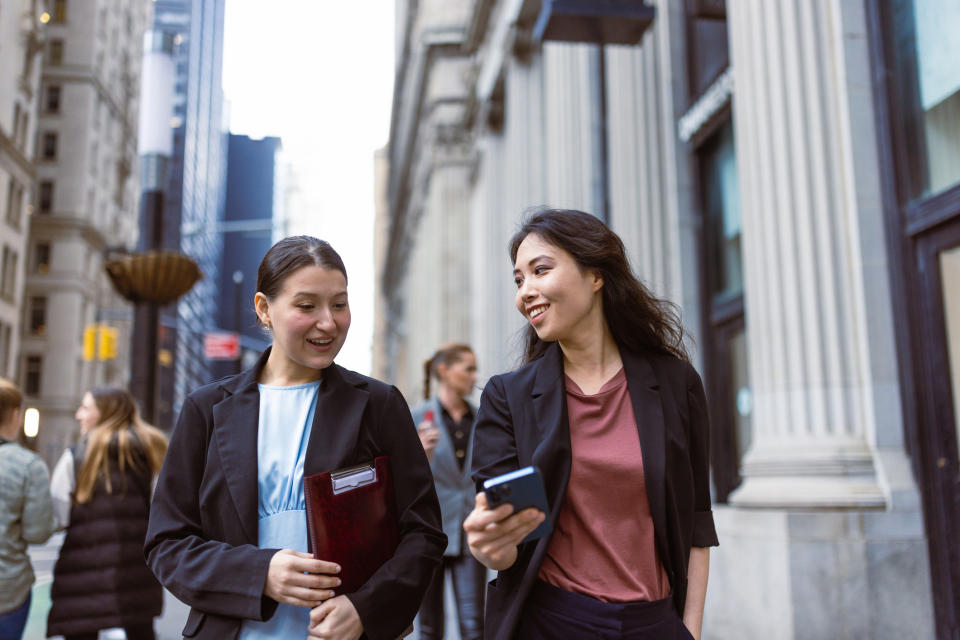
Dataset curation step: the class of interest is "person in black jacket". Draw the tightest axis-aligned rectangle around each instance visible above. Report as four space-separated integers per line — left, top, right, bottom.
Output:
47 387 168 640
145 236 445 640
463 209 719 640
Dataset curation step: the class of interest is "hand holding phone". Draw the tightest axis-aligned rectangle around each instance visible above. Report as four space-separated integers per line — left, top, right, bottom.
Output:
482 467 551 543
463 466 551 571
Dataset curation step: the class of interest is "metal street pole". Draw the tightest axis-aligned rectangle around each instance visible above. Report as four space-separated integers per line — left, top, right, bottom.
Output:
130 31 175 424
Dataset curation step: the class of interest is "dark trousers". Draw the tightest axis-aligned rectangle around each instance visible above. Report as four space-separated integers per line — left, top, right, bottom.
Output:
0 592 30 640
418 553 486 640
64 622 155 640
518 580 694 640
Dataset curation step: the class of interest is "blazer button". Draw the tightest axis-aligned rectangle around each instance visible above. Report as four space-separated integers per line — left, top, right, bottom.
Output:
456 450 465 458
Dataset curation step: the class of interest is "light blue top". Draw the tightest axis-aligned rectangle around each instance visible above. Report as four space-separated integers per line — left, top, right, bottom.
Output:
239 380 321 640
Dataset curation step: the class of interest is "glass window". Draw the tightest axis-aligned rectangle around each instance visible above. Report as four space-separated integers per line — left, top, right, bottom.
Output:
45 86 61 113
29 297 46 335
1 247 17 300
33 242 51 274
53 0 67 23
940 245 960 460
700 120 743 301
48 40 64 66
0 324 10 377
727 329 752 470
24 356 42 396
6 181 23 229
4 179 14 225
38 181 53 213
41 132 57 160
887 0 960 199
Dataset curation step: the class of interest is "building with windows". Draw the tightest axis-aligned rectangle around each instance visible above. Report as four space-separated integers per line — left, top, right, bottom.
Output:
24 0 152 465
207 133 281 380
149 0 227 427
381 0 959 636
0 1 47 387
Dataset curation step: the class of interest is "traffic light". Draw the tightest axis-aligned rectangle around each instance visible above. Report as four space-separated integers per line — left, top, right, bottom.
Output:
98 325 117 360
83 325 97 361
82 324 118 361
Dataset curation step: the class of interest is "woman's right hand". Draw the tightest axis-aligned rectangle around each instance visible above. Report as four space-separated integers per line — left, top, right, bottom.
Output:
264 549 341 608
417 421 439 461
463 492 545 571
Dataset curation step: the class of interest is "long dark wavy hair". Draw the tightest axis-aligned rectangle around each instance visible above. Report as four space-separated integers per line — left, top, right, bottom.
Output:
509 208 689 365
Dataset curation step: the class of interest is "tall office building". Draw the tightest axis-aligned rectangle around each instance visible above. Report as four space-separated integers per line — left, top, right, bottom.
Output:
0 1 46 388
152 0 227 426
208 133 281 380
24 0 153 465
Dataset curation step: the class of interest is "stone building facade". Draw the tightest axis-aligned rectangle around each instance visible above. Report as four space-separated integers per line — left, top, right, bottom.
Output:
381 0 959 636
0 0 47 385
23 0 152 465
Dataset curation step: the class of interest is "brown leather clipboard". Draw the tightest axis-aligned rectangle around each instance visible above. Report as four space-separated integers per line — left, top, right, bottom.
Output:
303 456 400 595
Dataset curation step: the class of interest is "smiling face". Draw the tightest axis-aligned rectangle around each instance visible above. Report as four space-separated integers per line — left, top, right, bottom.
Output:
513 233 604 344
75 392 101 435
255 265 351 380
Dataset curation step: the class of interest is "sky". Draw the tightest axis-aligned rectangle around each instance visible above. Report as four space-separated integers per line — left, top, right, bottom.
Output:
221 1 395 374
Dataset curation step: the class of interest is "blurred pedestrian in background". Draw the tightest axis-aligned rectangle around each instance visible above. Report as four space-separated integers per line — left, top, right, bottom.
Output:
464 209 718 640
413 343 485 640
47 388 168 640
145 235 444 640
0 379 54 640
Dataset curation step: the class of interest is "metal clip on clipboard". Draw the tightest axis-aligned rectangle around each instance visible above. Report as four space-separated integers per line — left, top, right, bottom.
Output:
331 463 378 494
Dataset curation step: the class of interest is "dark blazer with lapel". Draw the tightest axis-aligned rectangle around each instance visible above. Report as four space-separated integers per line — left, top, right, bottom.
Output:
411 398 477 557
144 348 446 640
471 343 719 640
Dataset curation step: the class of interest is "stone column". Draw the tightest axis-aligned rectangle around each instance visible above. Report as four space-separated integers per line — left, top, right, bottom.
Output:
726 0 884 507
543 42 607 216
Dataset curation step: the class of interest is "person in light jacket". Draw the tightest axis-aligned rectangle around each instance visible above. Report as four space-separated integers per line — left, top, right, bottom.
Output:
0 379 54 640
412 343 484 640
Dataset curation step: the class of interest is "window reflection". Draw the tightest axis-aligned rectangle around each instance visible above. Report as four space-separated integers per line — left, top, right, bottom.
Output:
889 0 960 199
939 246 960 460
728 329 752 471
700 120 743 301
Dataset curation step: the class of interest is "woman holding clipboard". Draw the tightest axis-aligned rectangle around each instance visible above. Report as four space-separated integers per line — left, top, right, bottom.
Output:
463 209 719 640
145 236 445 640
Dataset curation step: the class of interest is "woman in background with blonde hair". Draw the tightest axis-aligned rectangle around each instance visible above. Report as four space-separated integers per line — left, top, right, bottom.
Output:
47 388 168 640
412 343 485 640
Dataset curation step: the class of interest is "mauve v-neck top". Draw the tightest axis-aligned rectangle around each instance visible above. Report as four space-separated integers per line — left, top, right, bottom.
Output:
537 367 670 603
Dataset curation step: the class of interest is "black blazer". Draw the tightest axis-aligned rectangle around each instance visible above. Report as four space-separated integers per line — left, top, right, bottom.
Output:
471 343 719 640
144 348 446 640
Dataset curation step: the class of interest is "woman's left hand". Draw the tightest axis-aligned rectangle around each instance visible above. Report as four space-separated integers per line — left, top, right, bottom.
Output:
308 595 363 640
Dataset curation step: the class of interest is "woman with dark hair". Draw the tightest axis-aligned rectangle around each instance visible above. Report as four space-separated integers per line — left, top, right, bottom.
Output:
47 387 168 640
411 343 484 640
463 209 718 640
146 236 445 640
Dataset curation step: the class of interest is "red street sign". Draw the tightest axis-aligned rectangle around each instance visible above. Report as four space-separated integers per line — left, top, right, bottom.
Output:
204 332 240 360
